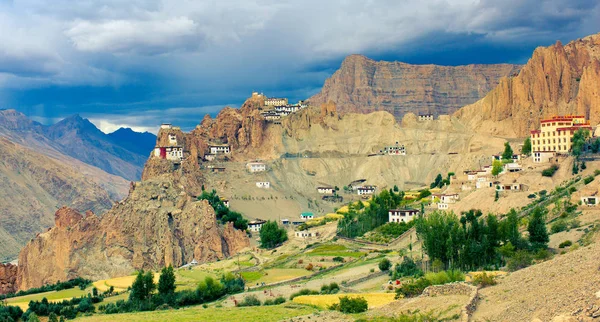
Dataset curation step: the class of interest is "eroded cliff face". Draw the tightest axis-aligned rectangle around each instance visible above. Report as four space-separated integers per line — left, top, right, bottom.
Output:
308 55 520 118
455 33 600 137
0 263 18 294
16 178 249 290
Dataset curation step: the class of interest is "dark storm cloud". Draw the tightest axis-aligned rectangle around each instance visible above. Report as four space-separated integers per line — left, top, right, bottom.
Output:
0 0 598 133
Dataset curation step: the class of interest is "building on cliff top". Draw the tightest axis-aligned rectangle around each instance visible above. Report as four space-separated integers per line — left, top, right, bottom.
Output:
418 113 434 121
264 97 288 106
209 144 231 155
530 115 592 162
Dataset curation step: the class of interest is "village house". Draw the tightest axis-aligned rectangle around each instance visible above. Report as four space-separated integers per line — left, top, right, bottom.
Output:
432 193 459 204
246 162 267 173
530 115 592 162
154 146 184 161
418 113 434 121
281 218 290 225
211 167 226 173
264 97 288 106
466 171 478 181
533 151 557 163
581 195 598 206
248 219 266 232
295 230 319 238
221 199 230 208
209 144 231 155
496 183 528 192
317 186 335 194
160 123 172 130
504 163 522 172
348 179 367 190
388 209 419 223
204 153 216 161
438 203 449 210
476 178 494 189
357 185 376 195
300 212 314 220
382 142 406 155
261 111 281 121
256 182 270 189
492 154 521 162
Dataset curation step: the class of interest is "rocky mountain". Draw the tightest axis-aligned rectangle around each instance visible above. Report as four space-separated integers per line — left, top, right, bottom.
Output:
308 55 520 119
0 263 17 294
108 127 157 157
0 110 132 261
455 32 600 137
0 137 128 261
16 177 249 290
45 115 148 181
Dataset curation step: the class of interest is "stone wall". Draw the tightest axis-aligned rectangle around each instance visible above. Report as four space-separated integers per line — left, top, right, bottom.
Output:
421 282 479 322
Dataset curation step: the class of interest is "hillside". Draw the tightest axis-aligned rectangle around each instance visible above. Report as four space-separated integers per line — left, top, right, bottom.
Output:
45 115 149 181
455 32 600 137
0 137 128 261
308 55 520 119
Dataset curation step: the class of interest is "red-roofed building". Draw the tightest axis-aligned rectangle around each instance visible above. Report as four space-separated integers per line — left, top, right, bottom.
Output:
530 115 592 162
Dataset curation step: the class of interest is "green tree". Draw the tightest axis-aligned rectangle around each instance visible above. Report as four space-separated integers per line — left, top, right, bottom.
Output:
491 160 504 177
259 220 288 249
158 265 176 296
571 129 589 160
430 174 443 189
521 137 532 155
130 270 156 302
502 142 514 160
591 138 600 153
27 313 41 322
527 208 549 250
48 313 59 322
393 185 399 192
378 258 391 271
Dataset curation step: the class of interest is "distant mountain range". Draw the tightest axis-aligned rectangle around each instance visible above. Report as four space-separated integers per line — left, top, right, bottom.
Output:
0 109 156 260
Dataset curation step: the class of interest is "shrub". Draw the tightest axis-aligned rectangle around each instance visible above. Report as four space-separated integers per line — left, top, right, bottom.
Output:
237 295 261 307
395 278 432 298
595 169 600 176
542 165 559 177
506 250 533 271
392 257 423 279
320 282 340 294
534 249 552 261
584 176 594 185
289 289 319 300
305 263 314 271
551 220 568 234
558 240 573 248
472 272 497 287
330 296 368 313
378 258 392 271
527 194 537 199
332 256 344 263
424 270 464 285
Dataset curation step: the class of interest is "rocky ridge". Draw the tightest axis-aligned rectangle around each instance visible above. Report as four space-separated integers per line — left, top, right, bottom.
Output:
0 263 18 294
455 32 600 137
308 55 520 119
16 177 249 290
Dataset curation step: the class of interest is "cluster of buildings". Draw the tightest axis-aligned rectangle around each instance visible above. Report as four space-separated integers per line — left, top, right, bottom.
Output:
252 92 308 123
530 115 593 163
418 113 434 121
153 124 185 162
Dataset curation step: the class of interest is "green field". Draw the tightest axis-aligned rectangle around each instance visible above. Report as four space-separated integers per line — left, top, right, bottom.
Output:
6 287 92 309
76 305 317 322
241 271 264 282
306 244 365 258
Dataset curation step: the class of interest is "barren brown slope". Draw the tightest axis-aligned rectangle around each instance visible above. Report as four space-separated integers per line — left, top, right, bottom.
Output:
0 137 128 261
455 32 600 137
308 55 520 119
472 232 600 321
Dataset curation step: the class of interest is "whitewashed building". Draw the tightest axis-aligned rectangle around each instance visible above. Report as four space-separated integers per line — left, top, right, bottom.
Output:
256 182 270 189
581 196 598 206
265 98 288 106
295 230 319 238
388 209 419 223
209 145 231 155
248 219 266 232
317 187 335 194
357 186 376 195
418 114 434 121
533 151 556 163
246 162 267 173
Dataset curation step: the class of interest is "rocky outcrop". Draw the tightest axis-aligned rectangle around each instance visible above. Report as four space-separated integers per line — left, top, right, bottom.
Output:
455 33 600 137
309 55 520 119
16 177 250 290
0 263 18 295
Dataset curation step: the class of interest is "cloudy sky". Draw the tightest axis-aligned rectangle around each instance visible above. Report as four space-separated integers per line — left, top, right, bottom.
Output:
0 0 598 133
